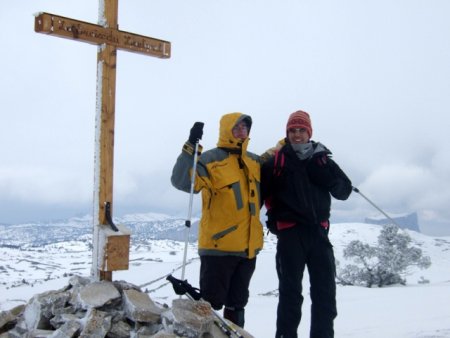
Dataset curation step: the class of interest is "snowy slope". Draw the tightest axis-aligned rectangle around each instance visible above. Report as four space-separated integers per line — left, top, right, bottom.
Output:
1 222 449 337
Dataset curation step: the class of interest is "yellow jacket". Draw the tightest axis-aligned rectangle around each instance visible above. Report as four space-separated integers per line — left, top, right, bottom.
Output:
171 113 263 259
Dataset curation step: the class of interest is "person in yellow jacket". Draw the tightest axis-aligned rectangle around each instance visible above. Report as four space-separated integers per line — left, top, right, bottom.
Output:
171 112 263 328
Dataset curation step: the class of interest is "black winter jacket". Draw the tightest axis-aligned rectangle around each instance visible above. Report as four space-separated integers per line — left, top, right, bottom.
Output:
261 141 352 230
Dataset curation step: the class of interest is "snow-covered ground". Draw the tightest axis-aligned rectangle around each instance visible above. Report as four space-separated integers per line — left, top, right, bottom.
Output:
1 223 450 337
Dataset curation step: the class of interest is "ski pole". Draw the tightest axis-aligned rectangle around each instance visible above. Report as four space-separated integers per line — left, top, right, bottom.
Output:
181 140 200 281
352 186 401 227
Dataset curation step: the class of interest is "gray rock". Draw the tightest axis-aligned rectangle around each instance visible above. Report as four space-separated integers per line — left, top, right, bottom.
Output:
135 324 164 337
49 313 83 329
79 308 111 337
49 320 81 338
113 279 142 293
148 332 178 338
171 299 214 337
107 319 132 338
0 304 24 333
1 275 256 337
24 290 70 330
77 281 120 309
123 289 163 323
28 328 55 337
68 275 91 288
5 325 28 338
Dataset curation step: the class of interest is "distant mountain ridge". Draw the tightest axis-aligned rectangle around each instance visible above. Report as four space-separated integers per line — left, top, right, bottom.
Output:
365 212 420 232
0 213 200 248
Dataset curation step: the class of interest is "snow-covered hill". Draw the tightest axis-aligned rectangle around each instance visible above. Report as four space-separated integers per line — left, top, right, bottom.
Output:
0 213 199 248
1 220 450 337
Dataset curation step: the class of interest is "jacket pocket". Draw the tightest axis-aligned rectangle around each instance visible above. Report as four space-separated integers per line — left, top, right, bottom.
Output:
212 225 238 241
210 169 243 210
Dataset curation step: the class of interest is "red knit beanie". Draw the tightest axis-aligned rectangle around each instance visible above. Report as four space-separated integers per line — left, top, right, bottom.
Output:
286 110 312 138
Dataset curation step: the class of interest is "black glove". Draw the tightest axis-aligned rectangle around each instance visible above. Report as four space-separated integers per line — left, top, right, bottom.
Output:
188 122 204 144
307 154 335 188
265 209 280 235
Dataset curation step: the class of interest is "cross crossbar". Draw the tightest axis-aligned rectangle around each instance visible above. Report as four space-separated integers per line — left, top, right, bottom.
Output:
35 12 171 58
34 1 170 281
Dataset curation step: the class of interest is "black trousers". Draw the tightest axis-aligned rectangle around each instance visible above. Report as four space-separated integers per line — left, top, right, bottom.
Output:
199 255 256 311
275 226 337 338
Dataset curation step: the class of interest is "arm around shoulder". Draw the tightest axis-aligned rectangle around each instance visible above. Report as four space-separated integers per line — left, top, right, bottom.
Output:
260 138 285 163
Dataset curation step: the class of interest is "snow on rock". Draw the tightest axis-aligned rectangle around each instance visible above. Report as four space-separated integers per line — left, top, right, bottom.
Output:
0 275 254 338
171 299 215 337
0 305 23 333
23 289 71 330
123 288 163 323
78 281 120 309
82 308 112 337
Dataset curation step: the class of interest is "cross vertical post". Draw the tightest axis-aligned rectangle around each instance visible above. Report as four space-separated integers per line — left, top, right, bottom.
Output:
34 0 171 281
92 0 119 281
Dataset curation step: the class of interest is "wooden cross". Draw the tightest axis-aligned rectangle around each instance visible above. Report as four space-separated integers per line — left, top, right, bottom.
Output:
34 0 171 281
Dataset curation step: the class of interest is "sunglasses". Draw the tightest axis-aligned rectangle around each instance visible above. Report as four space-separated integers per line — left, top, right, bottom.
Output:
232 124 249 132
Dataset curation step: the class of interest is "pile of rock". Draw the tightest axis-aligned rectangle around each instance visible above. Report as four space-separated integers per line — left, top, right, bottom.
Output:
0 275 253 338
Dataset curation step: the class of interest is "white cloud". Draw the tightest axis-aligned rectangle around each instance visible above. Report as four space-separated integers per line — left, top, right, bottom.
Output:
1 0 450 234
0 166 92 204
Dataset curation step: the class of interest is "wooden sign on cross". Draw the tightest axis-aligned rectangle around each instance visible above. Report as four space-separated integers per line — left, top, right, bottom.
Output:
34 0 171 281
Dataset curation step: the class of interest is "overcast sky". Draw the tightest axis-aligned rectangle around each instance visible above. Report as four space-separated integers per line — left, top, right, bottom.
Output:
1 1 449 235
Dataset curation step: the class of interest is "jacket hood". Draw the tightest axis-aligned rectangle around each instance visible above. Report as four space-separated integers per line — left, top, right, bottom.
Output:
217 113 252 149
311 141 331 155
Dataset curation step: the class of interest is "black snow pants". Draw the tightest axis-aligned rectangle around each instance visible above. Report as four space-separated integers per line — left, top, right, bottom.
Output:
200 255 256 327
275 225 337 338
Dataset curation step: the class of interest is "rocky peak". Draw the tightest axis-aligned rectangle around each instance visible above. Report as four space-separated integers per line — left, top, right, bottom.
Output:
0 275 253 338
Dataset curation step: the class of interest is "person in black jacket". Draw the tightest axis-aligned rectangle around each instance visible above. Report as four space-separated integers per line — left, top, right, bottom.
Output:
261 110 352 338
